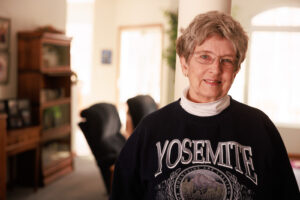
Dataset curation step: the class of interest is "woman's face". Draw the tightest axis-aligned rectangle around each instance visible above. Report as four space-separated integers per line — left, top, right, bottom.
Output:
180 35 239 103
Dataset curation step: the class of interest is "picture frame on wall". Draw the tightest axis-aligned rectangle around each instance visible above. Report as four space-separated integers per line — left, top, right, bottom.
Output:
0 17 10 50
0 51 9 83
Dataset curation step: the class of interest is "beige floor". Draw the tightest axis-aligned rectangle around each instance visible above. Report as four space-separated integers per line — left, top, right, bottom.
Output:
7 156 108 200
294 168 300 190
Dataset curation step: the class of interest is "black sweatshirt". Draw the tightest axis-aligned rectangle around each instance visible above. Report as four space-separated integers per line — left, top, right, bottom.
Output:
110 99 300 200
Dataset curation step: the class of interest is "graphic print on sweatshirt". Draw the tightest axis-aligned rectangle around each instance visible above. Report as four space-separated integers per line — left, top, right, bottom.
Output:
154 139 257 200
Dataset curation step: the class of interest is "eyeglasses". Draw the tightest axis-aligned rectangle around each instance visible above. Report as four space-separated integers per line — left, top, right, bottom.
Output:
193 51 237 70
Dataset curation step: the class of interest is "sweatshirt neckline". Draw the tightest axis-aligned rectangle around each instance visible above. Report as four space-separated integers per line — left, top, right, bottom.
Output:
180 87 230 117
174 99 231 127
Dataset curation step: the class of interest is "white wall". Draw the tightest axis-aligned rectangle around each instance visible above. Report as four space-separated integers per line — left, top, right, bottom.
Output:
0 0 66 99
89 0 117 106
91 0 178 107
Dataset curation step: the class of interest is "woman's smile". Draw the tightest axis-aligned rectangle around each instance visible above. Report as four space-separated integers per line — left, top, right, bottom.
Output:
203 79 222 86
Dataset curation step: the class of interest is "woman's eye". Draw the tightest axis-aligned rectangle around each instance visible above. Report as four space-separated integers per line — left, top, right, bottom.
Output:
223 59 233 63
198 55 212 63
196 54 213 64
222 58 235 66
200 55 210 60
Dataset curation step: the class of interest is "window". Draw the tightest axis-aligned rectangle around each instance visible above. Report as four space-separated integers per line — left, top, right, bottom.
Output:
118 25 162 127
118 26 162 103
247 7 300 126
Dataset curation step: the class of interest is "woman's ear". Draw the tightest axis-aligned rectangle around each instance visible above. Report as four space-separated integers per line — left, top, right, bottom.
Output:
180 56 189 77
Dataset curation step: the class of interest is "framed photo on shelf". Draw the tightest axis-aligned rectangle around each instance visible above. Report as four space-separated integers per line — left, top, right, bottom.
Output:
0 51 8 83
0 17 10 50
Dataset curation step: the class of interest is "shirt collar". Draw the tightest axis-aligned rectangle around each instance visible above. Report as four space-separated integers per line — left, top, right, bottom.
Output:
180 87 230 117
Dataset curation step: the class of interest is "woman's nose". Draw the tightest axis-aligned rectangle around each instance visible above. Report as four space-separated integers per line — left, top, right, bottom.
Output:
209 58 222 74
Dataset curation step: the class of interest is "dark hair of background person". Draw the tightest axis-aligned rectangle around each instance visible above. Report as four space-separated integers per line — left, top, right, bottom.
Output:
126 95 157 128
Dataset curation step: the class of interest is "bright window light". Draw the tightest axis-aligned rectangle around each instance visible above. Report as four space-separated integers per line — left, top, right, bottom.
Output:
228 61 246 103
119 27 162 103
252 7 300 27
249 7 300 127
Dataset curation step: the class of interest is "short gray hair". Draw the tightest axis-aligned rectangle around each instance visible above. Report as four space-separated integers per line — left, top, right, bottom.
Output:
176 10 248 70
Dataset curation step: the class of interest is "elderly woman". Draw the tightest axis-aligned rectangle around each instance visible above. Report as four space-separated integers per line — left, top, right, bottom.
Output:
110 11 299 200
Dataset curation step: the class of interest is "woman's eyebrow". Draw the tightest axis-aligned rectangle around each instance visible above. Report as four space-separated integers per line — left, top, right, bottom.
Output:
193 50 211 54
193 51 235 57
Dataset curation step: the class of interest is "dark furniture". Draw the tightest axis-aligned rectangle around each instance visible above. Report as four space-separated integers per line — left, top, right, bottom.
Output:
78 103 126 193
0 114 40 200
0 114 7 200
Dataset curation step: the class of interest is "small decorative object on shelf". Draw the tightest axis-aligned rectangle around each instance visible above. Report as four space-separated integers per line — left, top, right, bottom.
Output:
17 26 73 185
35 25 64 34
40 88 65 103
0 98 32 129
43 104 69 130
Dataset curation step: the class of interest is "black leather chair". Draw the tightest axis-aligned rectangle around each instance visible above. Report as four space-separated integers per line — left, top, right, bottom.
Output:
78 103 126 194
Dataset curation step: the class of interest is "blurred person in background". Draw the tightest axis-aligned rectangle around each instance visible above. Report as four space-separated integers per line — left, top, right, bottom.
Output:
124 95 158 139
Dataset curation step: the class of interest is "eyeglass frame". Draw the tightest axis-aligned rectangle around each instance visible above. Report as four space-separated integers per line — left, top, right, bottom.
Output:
192 51 238 71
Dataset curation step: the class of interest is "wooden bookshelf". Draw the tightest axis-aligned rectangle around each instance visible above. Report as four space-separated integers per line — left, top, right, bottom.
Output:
17 30 73 185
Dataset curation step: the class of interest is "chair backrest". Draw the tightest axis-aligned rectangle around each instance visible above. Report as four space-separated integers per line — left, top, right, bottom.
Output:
127 95 158 128
80 103 121 140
